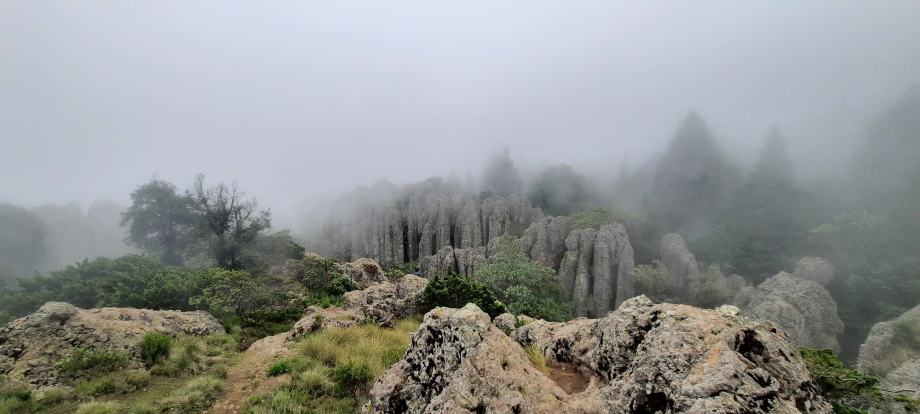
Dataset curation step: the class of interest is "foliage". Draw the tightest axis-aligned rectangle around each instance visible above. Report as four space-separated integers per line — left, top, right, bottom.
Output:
287 254 344 292
689 265 736 309
141 332 173 366
474 236 573 321
190 268 263 320
122 180 198 266
149 334 237 377
74 369 150 396
528 164 593 216
191 174 272 270
75 401 122 414
421 273 506 318
524 345 548 374
56 348 130 380
633 261 678 303
799 348 883 413
327 275 360 296
242 230 305 275
267 360 293 377
634 261 735 308
244 319 419 413
158 375 225 412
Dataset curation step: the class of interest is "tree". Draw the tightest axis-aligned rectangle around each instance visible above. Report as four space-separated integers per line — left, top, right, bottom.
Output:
190 268 263 319
0 202 47 277
122 180 197 266
695 128 807 282
481 148 522 196
645 113 724 237
190 175 271 270
528 164 593 216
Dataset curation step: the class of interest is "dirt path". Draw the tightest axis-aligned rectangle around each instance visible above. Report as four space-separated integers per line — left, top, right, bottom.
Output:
210 333 295 414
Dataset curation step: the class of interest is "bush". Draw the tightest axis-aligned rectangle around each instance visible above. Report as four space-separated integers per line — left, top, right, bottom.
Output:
421 273 506 318
799 348 882 413
633 261 677 303
267 361 292 377
326 275 360 296
159 375 225 412
331 361 373 400
74 369 150 396
56 348 130 379
288 254 343 291
141 332 172 366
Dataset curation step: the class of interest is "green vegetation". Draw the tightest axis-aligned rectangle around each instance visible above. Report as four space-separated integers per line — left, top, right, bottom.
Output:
141 332 173 366
421 273 505 318
56 349 130 380
74 369 150 397
244 319 420 413
633 260 734 308
528 164 594 216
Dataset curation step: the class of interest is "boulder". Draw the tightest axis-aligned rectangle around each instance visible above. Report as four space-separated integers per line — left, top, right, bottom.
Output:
739 272 844 352
492 313 536 336
0 303 224 388
520 216 574 269
558 224 635 317
659 233 700 294
366 297 831 413
792 257 834 286
857 305 920 398
287 306 361 341
340 258 388 287
344 274 429 327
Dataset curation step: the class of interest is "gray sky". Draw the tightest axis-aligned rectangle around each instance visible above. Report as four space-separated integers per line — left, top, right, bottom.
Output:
2 1 919 228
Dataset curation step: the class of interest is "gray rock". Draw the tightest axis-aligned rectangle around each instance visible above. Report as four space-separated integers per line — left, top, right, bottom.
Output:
659 233 700 295
367 297 831 413
740 272 844 352
792 257 835 286
340 258 388 287
857 304 920 398
519 216 573 269
558 224 635 317
418 246 487 277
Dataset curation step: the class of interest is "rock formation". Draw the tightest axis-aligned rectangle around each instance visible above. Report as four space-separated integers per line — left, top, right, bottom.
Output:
288 274 429 340
792 257 834 286
659 232 700 293
519 216 574 269
0 302 224 388
365 297 831 413
340 257 388 287
417 246 487 277
857 304 920 398
557 224 635 317
738 272 844 352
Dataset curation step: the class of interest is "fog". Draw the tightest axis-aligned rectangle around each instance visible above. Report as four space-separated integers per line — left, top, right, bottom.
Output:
2 1 919 228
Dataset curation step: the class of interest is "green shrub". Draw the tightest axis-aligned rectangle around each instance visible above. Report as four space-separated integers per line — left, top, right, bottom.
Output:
421 273 506 318
159 375 224 412
799 348 883 413
288 254 343 291
633 261 677 303
74 369 150 396
267 361 292 377
331 361 373 400
56 348 130 379
326 275 360 296
141 332 172 366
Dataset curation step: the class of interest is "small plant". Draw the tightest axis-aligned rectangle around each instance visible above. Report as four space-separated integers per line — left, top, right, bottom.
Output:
74 369 150 396
327 275 360 296
524 345 548 374
311 314 325 331
331 361 373 401
421 273 506 318
141 332 173 366
56 348 130 379
267 361 292 377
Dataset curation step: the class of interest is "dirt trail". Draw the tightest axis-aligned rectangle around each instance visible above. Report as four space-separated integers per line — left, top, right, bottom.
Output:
210 333 294 414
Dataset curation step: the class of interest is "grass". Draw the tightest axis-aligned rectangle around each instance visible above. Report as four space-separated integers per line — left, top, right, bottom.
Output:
74 369 150 397
158 375 225 412
56 348 130 380
150 333 237 377
525 345 548 374
243 316 421 414
141 333 173 366
75 401 121 414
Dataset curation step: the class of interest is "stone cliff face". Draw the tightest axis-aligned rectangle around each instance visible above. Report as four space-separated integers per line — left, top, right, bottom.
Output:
659 233 700 297
857 305 920 399
365 298 831 413
557 224 635 317
310 181 542 268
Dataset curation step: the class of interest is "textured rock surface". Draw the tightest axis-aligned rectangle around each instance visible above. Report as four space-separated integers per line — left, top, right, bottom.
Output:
418 246 487 277
309 179 542 267
367 298 831 413
520 216 574 269
558 224 635 317
739 272 844 352
0 302 224 388
659 233 700 295
340 258 388 287
289 275 429 340
857 305 920 398
791 257 834 286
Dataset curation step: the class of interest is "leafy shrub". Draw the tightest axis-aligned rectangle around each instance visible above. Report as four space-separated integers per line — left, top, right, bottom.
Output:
474 236 572 320
267 361 292 377
331 361 373 400
688 264 735 309
326 275 360 296
287 254 343 291
56 348 130 379
421 273 506 318
633 261 677 303
141 332 172 366
799 348 882 413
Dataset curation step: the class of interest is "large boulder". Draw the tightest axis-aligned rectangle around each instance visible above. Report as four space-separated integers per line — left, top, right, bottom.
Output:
0 302 224 388
857 305 920 398
558 224 635 317
739 272 844 352
520 216 574 269
659 233 700 294
340 258 388 287
366 298 831 413
792 257 834 286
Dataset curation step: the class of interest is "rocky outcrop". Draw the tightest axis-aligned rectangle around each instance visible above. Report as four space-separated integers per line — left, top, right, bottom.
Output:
492 312 535 336
857 305 920 398
309 178 543 268
558 224 635 317
520 216 574 269
341 258 388 287
739 272 844 352
366 298 831 413
418 246 487 277
659 233 700 293
288 274 429 340
792 257 834 286
0 302 224 388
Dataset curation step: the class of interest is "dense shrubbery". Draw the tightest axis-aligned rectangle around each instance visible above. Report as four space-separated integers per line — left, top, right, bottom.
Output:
474 236 573 321
56 348 130 380
421 273 506 318
141 332 173 366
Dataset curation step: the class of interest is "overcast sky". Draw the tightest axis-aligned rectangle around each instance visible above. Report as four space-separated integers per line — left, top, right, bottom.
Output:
2 1 919 227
